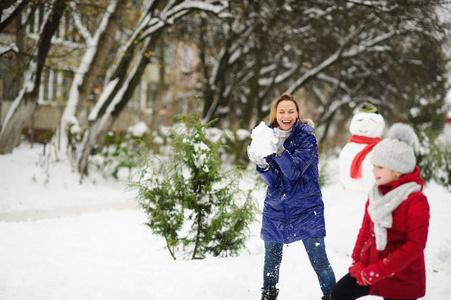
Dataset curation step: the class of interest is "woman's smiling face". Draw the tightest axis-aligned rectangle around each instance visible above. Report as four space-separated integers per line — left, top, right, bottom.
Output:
276 100 299 131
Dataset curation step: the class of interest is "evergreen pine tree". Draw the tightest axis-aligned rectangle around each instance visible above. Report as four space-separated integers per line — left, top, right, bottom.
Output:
128 112 257 260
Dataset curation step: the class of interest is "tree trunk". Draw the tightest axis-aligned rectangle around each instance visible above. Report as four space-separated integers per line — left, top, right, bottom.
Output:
76 0 126 126
0 0 30 32
77 35 161 176
0 91 38 153
59 0 126 153
75 0 228 175
151 35 166 131
0 0 68 154
241 52 262 129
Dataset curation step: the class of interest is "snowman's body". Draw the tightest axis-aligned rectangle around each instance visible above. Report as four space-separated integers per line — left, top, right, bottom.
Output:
339 141 376 193
339 112 385 193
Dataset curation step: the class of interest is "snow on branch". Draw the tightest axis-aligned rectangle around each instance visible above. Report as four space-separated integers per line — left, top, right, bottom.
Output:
285 50 341 95
0 0 29 32
88 78 119 121
140 0 228 39
344 0 399 12
0 44 19 56
70 2 91 42
316 73 352 95
343 31 396 57
163 0 228 18
70 0 119 43
286 17 374 95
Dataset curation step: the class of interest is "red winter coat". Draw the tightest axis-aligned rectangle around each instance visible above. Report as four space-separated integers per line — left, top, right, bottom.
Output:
351 166 430 298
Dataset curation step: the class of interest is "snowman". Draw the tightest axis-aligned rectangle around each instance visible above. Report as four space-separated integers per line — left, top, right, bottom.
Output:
339 103 385 193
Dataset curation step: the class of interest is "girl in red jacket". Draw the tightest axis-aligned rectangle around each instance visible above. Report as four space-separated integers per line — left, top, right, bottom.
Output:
331 123 430 300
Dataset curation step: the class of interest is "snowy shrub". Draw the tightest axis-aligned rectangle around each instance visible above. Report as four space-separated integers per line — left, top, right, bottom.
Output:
415 131 435 184
92 131 151 180
416 130 451 191
34 141 60 186
66 122 83 161
128 112 258 260
434 145 451 192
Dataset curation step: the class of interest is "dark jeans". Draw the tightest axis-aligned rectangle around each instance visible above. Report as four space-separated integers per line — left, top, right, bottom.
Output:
331 273 417 300
263 237 336 294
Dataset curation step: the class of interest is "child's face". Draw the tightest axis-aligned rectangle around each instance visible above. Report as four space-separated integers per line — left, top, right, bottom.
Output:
372 165 402 186
276 100 299 131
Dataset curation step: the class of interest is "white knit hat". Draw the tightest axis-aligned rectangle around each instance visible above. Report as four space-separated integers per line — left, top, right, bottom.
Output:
370 123 417 174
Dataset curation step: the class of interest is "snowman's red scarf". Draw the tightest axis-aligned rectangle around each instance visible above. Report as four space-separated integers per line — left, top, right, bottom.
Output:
348 135 382 179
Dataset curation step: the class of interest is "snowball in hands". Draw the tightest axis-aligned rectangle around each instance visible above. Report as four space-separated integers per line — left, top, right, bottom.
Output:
248 122 279 161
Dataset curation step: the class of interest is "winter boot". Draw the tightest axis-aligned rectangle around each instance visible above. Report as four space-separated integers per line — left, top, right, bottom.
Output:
321 294 331 300
261 288 279 300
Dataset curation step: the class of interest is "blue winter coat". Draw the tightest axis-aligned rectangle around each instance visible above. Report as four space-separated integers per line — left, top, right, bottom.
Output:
257 121 326 244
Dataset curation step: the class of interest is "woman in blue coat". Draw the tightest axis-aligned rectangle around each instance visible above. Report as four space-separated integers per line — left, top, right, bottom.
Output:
248 93 335 300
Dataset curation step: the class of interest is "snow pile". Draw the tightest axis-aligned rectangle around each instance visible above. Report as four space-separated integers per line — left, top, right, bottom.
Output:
248 122 278 158
127 122 149 137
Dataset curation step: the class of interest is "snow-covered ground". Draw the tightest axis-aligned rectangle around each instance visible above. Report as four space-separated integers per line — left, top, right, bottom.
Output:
1 143 450 300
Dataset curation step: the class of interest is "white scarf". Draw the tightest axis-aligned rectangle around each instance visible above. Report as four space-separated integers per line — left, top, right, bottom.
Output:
368 182 421 250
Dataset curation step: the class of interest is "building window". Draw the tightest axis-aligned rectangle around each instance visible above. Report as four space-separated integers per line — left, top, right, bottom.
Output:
39 68 73 105
28 5 45 35
28 6 81 43
181 47 191 73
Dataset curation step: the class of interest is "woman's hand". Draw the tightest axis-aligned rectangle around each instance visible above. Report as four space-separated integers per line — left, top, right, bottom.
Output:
247 146 268 169
272 132 284 156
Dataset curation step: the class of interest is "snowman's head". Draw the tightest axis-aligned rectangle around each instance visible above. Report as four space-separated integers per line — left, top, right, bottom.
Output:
350 112 385 138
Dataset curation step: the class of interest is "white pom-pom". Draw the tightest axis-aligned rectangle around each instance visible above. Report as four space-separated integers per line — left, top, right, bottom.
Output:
387 123 415 146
